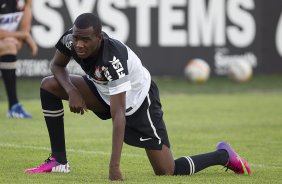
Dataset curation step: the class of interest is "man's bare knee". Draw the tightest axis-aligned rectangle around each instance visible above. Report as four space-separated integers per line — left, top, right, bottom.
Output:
154 168 174 176
0 39 18 54
41 76 58 90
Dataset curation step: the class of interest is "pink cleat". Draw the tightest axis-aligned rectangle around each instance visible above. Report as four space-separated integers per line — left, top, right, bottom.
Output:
216 141 251 175
24 157 70 173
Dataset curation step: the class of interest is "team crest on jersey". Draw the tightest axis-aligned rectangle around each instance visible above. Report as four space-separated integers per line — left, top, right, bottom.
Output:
65 41 72 50
94 66 104 81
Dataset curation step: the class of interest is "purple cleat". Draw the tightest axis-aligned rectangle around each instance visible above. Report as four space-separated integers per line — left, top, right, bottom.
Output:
216 141 251 175
24 156 70 173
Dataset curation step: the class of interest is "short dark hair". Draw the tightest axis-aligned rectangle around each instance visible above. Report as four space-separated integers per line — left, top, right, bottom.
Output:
74 13 102 35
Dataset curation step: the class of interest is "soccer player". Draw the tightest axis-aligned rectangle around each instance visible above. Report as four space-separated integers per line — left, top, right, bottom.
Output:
24 13 250 180
0 0 38 118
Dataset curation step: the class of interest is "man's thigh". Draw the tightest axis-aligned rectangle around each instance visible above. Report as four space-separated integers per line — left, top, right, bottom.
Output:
0 38 20 55
41 75 108 113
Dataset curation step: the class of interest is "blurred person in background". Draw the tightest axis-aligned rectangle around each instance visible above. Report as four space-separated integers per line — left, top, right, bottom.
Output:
0 0 38 118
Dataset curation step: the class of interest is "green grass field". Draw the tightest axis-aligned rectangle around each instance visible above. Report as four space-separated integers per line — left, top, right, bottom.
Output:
0 75 282 183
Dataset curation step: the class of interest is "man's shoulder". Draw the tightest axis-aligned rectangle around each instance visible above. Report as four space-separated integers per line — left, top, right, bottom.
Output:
102 32 128 62
55 28 74 57
59 29 73 45
103 33 126 50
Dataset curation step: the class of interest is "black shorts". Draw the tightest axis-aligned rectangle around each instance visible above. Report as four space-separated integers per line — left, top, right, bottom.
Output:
83 75 112 120
83 76 170 150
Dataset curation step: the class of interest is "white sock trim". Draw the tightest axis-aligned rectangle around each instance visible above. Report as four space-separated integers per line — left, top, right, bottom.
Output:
185 156 195 175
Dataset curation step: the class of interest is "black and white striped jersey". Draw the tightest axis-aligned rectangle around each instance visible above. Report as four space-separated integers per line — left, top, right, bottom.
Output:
56 29 151 116
0 0 25 31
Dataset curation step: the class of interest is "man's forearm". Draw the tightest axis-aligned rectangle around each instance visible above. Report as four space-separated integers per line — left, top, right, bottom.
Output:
110 115 125 167
0 30 26 39
20 6 32 31
51 63 76 94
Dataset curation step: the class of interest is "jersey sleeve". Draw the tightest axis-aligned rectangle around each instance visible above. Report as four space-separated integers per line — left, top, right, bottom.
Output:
55 29 73 57
102 39 131 95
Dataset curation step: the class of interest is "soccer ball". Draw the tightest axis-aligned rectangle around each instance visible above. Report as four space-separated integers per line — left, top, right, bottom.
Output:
227 59 253 82
184 58 210 83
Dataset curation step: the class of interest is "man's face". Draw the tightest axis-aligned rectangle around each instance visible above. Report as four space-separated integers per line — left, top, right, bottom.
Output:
72 25 101 59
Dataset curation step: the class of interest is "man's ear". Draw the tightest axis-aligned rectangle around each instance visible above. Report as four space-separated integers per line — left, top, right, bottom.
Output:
97 33 102 40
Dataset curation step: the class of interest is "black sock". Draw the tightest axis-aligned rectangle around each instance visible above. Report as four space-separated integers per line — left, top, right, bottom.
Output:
174 150 228 175
1 69 18 109
0 55 18 109
41 88 67 164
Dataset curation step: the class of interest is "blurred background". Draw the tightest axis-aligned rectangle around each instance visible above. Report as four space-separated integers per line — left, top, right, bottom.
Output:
15 0 282 79
1 1 282 183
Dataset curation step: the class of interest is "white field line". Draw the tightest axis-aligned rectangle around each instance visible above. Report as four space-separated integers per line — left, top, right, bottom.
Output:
1 143 281 170
250 164 282 169
0 142 146 158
